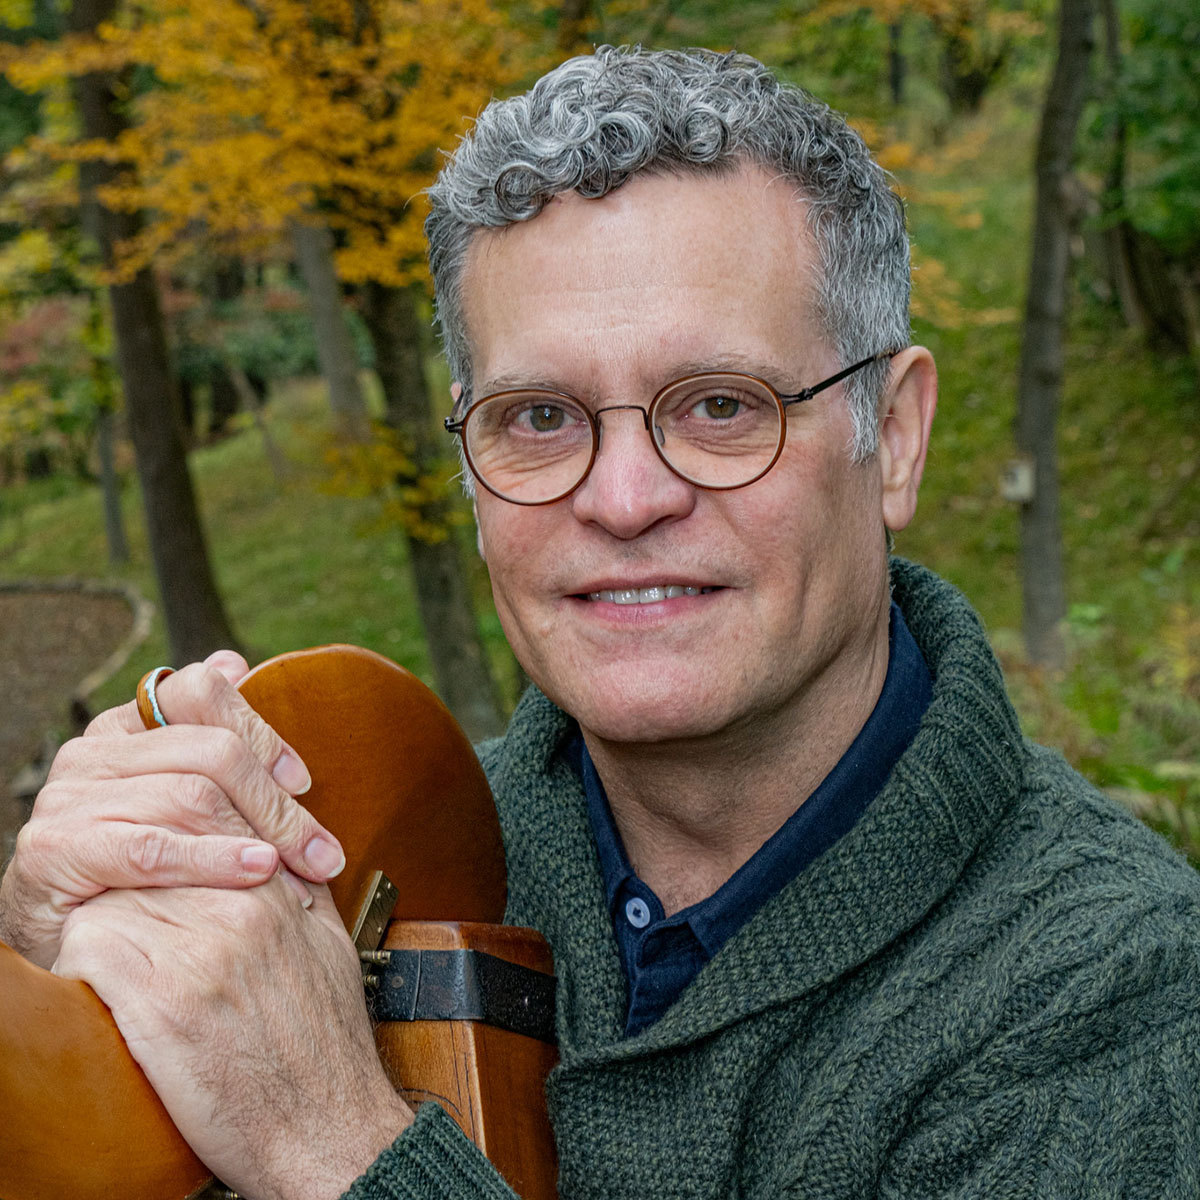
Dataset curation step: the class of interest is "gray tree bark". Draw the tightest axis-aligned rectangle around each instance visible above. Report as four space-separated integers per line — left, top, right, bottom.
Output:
95 407 128 565
1015 0 1096 669
87 293 129 565
290 219 371 443
70 0 240 663
359 281 506 740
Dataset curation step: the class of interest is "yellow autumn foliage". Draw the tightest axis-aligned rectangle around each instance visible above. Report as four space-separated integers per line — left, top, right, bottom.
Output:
3 0 556 286
0 228 56 289
322 427 469 543
0 0 32 29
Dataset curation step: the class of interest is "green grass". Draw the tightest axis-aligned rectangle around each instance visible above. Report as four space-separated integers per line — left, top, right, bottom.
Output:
0 381 465 712
2 79 1197 858
894 96 1200 858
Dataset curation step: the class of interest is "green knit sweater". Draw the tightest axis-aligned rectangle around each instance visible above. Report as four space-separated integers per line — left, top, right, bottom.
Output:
347 561 1200 1199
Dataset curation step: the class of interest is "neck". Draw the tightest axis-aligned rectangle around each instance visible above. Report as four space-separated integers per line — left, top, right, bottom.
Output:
581 610 891 915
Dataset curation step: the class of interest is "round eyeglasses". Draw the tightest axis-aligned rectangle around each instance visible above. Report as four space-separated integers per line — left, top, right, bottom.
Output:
444 350 896 506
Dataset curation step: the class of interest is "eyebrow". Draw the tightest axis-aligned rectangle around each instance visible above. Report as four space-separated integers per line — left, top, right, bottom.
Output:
477 353 807 400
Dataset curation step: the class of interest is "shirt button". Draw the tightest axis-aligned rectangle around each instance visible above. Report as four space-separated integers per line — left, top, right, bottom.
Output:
625 897 651 929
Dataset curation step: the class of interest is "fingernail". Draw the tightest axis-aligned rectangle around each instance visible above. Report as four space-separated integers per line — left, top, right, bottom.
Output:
241 843 276 875
279 867 314 908
304 835 345 879
272 748 312 795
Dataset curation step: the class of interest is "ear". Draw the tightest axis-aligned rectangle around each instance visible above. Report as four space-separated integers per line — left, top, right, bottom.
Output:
878 347 937 534
450 381 464 410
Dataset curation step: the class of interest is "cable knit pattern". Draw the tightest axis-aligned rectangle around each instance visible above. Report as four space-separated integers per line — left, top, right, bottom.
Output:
345 561 1200 1199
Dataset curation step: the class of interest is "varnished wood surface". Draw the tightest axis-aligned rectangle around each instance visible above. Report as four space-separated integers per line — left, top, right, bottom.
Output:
237 646 506 927
0 646 525 1200
374 922 558 1200
0 940 210 1200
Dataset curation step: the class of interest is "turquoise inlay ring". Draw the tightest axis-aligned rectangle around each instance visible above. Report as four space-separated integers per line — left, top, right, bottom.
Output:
135 666 176 730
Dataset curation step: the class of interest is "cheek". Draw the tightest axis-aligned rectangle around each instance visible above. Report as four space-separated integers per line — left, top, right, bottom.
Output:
753 451 881 594
475 505 545 617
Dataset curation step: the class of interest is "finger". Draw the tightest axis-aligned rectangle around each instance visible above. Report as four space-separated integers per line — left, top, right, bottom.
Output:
33 819 280 897
85 697 148 738
204 649 251 686
278 867 314 909
97 662 312 795
306 884 356 948
54 904 156 994
68 698 344 884
37 764 258 840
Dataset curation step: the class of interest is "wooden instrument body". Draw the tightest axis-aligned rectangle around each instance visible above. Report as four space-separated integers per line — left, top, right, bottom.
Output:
376 922 558 1200
0 646 557 1200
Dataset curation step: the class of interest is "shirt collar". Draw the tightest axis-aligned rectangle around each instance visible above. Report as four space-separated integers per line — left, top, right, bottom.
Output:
570 600 933 958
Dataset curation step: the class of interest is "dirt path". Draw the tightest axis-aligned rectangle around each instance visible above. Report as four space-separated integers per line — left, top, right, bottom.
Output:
0 584 148 861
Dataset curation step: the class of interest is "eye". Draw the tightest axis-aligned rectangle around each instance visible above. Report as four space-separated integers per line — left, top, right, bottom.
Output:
692 394 741 420
494 396 589 440
525 404 567 433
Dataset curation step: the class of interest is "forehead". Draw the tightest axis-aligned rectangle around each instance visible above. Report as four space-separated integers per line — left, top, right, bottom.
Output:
459 166 829 395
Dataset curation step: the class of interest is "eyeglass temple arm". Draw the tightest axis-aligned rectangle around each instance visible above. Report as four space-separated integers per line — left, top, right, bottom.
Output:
781 348 898 409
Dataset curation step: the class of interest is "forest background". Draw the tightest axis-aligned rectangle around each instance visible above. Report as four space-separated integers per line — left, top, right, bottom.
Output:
0 0 1197 858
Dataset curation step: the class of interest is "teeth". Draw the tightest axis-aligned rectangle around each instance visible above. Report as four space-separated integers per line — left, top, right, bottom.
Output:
586 585 713 604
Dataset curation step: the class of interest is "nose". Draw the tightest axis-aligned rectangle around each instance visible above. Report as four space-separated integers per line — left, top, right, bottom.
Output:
569 405 696 539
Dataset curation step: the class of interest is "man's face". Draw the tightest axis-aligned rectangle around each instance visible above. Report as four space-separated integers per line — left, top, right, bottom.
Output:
460 167 899 747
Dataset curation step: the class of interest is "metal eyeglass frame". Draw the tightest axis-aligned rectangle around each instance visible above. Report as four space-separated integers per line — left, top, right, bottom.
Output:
444 348 899 506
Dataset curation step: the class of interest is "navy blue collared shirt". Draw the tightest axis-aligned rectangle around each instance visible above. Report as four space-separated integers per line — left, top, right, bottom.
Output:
566 602 932 1036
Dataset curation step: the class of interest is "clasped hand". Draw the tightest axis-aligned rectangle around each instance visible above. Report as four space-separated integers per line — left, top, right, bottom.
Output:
0 651 413 1200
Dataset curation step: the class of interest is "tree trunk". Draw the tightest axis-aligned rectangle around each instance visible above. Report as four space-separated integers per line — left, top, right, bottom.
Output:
229 365 288 483
70 0 240 663
207 257 246 436
95 407 129 565
86 292 129 564
1096 0 1192 354
937 18 1006 114
207 365 240 436
290 219 371 442
558 0 592 52
888 21 905 107
1015 0 1096 669
360 281 506 741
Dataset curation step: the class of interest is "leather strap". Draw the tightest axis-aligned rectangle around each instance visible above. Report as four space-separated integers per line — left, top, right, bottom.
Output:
366 949 557 1043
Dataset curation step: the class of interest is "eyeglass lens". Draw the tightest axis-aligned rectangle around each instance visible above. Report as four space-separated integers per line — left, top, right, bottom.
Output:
463 374 784 503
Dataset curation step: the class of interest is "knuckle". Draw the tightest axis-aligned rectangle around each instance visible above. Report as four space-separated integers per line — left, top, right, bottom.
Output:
206 885 267 931
259 787 306 845
26 777 66 822
169 660 230 722
11 818 39 868
59 901 95 941
201 725 246 778
15 812 64 865
192 660 233 710
127 827 173 878
244 715 285 765
178 773 243 832
206 649 249 679
44 736 92 782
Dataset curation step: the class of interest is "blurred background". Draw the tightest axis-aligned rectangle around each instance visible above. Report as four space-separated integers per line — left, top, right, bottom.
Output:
0 0 1196 862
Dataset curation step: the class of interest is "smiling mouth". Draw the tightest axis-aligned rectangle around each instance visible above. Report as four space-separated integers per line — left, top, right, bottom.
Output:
584 585 720 605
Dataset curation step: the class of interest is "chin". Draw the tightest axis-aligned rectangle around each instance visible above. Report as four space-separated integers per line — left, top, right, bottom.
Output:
544 676 743 746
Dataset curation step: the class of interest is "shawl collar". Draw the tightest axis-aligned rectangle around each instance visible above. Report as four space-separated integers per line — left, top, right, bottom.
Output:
480 561 1027 1062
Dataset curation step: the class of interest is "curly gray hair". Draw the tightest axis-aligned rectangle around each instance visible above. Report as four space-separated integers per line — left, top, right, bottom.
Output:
425 45 910 461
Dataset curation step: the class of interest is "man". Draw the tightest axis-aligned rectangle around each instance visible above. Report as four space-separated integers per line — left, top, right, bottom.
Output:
2 45 1198 1200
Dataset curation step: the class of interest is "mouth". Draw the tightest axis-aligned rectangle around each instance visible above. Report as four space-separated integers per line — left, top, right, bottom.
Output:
580 585 722 605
